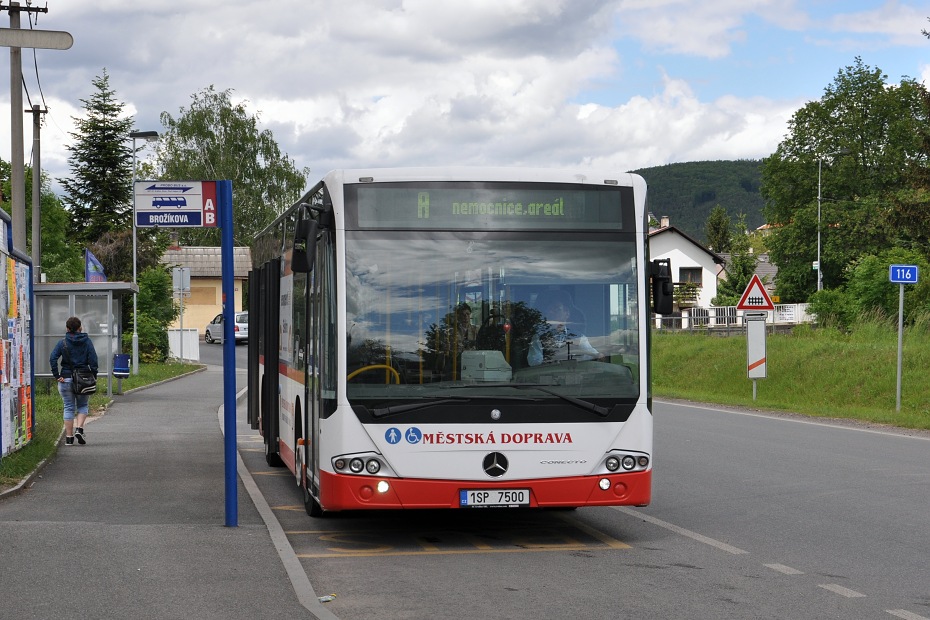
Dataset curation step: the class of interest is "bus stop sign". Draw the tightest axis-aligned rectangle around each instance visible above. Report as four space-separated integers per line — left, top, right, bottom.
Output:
134 181 218 228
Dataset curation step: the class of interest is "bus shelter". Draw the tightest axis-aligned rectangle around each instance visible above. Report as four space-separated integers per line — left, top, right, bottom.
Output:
34 282 137 397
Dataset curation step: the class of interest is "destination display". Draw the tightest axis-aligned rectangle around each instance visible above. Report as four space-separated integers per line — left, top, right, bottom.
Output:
350 182 631 230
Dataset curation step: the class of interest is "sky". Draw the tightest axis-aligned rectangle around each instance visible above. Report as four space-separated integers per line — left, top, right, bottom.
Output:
2 0 929 196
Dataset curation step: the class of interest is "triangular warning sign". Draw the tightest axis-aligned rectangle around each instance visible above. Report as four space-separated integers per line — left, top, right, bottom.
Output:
736 274 775 311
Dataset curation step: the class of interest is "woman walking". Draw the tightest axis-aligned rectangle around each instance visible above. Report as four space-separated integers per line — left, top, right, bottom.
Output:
50 316 99 446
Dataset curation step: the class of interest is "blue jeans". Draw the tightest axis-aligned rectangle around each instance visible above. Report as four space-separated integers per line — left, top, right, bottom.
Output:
58 379 90 421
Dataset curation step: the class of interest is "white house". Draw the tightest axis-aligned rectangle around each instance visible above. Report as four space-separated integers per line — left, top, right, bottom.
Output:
648 217 725 309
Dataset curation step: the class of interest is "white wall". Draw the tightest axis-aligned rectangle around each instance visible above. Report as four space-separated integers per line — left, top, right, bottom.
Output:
649 230 720 308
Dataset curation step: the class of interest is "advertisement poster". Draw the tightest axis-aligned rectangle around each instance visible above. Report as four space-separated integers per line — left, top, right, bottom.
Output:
0 247 33 459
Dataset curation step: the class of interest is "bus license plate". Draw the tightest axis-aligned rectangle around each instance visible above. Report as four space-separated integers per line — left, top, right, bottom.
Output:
460 489 530 507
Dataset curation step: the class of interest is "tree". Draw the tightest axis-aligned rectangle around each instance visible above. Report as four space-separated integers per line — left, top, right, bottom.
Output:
760 58 930 302
122 266 180 362
712 214 757 306
0 160 82 282
808 248 930 329
705 205 731 252
156 86 310 245
59 69 135 245
85 229 168 284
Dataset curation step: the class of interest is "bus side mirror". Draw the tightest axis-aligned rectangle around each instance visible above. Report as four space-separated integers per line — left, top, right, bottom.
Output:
292 219 319 273
651 258 674 315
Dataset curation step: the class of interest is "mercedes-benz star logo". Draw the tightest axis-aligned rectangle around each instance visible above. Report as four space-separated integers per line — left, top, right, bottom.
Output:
482 452 508 478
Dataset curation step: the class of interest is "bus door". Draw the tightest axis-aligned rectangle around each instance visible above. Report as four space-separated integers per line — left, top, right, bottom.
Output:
261 258 282 466
301 225 335 513
247 269 260 429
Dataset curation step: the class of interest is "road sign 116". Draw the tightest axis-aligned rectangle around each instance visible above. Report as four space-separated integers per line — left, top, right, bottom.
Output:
889 264 919 284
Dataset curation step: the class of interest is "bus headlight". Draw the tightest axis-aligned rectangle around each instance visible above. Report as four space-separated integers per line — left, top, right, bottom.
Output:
605 456 620 472
334 458 347 471
366 459 381 474
349 458 365 473
621 455 636 470
638 456 649 468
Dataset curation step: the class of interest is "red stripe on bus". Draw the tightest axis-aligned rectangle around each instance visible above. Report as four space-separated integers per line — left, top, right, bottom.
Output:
317 469 652 511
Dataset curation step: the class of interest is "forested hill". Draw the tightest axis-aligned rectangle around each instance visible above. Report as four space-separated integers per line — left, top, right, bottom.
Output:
633 160 766 243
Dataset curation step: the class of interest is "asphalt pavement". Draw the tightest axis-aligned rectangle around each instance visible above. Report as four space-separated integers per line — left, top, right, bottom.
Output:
0 365 322 620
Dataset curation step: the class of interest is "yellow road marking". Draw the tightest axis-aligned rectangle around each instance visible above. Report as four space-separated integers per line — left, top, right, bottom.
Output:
286 517 631 557
297 545 627 558
553 512 631 549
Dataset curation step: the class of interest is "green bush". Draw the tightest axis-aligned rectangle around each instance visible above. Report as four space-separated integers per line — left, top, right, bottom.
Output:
808 288 855 330
122 313 169 363
122 266 179 363
809 248 930 330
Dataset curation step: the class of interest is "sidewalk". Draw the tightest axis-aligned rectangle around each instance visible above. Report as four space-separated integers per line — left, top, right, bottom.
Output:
0 365 311 619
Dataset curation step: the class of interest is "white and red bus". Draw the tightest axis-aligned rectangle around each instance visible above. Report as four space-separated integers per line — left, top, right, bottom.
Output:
248 168 673 516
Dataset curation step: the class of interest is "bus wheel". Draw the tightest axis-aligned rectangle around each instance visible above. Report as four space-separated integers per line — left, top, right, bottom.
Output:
302 471 323 517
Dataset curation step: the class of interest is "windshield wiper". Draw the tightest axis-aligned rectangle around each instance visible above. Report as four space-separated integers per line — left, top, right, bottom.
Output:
372 398 470 418
371 393 542 418
446 383 610 417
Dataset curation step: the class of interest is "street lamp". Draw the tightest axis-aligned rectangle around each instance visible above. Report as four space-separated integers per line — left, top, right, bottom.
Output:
816 149 850 291
129 130 159 375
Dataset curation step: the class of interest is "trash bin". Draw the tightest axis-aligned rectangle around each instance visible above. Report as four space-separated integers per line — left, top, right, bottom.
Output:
113 353 130 378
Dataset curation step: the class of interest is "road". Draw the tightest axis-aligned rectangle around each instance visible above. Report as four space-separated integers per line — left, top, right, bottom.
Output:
235 397 930 620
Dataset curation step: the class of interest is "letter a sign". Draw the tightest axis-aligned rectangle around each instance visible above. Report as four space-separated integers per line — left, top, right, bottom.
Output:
736 274 775 311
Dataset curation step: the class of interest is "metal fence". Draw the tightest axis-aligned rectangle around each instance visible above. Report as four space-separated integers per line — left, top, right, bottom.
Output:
654 304 813 334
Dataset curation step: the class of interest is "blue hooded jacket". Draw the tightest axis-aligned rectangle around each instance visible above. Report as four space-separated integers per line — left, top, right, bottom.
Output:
50 331 99 379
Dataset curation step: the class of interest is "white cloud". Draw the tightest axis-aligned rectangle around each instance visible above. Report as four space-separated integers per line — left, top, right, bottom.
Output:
614 0 807 58
829 2 929 46
9 0 904 198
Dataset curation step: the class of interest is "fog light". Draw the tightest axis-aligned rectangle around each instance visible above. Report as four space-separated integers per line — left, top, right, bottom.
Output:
377 480 390 493
599 478 611 490
621 455 636 470
349 458 364 473
366 459 381 474
334 458 346 470
638 456 649 468
605 456 620 472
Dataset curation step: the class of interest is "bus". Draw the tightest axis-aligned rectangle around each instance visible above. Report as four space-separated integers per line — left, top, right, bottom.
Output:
248 168 673 516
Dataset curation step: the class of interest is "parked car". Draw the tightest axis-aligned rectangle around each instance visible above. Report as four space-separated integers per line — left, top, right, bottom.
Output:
204 311 248 344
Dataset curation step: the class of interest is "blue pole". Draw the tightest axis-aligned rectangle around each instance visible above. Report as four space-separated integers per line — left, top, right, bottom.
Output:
218 180 238 527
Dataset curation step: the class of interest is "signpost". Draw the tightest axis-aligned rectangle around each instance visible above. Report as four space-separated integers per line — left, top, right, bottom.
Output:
737 275 775 400
889 264 919 411
172 267 191 361
0 27 73 49
133 179 237 526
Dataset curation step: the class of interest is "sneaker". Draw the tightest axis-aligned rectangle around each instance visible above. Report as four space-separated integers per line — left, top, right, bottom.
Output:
65 436 75 446
75 428 86 445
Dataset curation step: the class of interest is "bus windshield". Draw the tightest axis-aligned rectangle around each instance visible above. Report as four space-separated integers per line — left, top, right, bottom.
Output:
345 231 641 406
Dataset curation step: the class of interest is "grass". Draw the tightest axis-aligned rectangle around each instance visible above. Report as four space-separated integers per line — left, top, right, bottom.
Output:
653 321 930 429
0 362 202 489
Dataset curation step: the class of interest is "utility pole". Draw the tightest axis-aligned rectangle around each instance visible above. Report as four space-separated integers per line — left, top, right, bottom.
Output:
30 104 46 281
1 2 68 257
7 2 26 252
